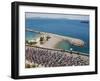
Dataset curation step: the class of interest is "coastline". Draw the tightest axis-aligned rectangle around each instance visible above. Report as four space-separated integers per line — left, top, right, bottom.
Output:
37 33 64 49
26 29 88 54
36 33 85 49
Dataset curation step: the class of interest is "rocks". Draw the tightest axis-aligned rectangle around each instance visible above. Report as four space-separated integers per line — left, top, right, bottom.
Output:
70 39 84 47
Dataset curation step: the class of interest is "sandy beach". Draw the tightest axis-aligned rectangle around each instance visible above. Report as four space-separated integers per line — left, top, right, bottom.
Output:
36 33 85 49
38 33 63 49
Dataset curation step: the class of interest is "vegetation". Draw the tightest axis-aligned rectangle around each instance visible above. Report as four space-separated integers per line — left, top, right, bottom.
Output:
25 40 37 46
29 42 37 45
32 64 39 68
40 36 44 44
25 40 29 44
25 63 39 68
40 36 44 41
46 36 51 41
25 63 31 68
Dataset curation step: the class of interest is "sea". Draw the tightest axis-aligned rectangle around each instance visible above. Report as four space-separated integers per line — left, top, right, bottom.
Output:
25 18 89 54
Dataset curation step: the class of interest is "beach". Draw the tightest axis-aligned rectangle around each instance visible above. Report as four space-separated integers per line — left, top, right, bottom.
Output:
38 33 63 49
35 33 85 49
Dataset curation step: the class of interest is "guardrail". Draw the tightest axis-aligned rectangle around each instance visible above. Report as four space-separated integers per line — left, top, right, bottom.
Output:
26 45 89 56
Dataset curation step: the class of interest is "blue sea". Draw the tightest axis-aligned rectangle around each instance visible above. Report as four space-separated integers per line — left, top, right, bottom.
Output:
25 18 89 54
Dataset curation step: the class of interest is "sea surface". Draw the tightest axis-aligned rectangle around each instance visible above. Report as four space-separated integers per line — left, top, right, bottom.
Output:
25 18 89 54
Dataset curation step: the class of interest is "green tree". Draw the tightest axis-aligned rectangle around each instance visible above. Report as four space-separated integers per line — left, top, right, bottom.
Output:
40 36 44 41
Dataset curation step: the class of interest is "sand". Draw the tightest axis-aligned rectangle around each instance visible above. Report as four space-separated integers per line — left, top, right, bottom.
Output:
26 28 85 48
38 33 63 49
36 33 85 49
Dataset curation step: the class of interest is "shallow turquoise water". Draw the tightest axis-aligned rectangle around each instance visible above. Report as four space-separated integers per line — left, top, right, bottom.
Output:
55 41 71 50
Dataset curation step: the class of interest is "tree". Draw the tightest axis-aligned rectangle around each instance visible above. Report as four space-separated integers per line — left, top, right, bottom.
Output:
46 36 51 41
40 36 44 41
40 36 44 44
25 40 29 44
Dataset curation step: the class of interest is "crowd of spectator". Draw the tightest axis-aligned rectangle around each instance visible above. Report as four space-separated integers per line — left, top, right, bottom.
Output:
25 47 89 67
